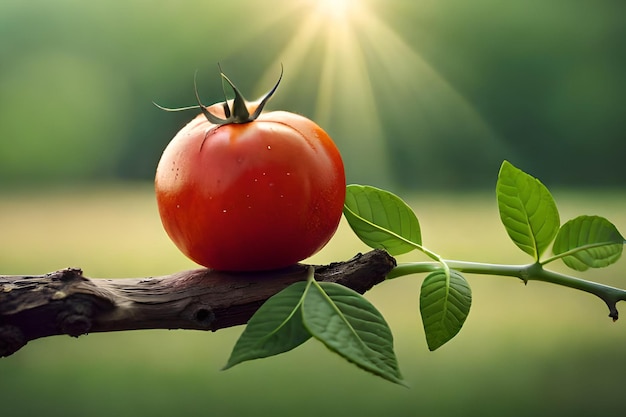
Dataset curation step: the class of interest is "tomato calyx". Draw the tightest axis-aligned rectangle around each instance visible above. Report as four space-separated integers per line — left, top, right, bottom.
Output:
154 65 283 126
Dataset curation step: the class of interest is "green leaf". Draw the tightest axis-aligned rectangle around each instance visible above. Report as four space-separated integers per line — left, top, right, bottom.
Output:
552 215 625 271
223 281 311 369
343 184 421 256
302 281 404 385
496 160 560 260
420 270 472 351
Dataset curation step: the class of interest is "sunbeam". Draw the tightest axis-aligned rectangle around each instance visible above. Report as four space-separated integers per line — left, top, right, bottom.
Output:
314 17 392 187
247 0 510 187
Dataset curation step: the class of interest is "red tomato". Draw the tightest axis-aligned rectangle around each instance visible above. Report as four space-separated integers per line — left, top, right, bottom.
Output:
155 70 345 271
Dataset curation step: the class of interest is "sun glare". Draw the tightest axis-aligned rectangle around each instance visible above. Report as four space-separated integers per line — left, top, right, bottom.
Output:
314 0 356 21
250 0 503 186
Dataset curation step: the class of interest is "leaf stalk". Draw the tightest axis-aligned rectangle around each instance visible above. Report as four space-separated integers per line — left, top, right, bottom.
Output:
388 260 626 320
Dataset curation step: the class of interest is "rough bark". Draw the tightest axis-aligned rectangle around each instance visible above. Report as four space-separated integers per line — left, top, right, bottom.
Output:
0 250 395 357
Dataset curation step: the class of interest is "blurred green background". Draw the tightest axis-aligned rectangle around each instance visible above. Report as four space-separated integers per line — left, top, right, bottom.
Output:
1 0 625 416
0 0 624 189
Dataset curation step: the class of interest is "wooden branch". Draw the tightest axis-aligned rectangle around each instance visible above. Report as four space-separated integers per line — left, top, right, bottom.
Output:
0 250 395 357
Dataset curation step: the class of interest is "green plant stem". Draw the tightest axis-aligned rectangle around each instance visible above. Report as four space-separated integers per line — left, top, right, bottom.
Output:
387 260 626 320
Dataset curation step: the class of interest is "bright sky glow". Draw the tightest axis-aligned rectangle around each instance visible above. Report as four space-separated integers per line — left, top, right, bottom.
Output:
313 0 356 21
249 0 503 186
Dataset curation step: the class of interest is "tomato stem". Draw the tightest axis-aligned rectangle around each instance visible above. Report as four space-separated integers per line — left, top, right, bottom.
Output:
154 65 284 126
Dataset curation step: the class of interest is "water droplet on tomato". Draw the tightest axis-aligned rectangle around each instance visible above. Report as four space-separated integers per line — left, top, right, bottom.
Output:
267 145 272 150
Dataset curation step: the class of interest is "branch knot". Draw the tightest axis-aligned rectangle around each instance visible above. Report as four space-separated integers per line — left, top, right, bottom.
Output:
56 298 94 337
184 303 216 329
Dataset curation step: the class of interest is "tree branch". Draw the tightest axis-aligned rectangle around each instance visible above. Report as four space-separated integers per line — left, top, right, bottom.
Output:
0 250 396 358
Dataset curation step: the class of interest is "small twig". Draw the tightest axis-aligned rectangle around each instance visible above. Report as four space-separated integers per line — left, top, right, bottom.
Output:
388 260 626 320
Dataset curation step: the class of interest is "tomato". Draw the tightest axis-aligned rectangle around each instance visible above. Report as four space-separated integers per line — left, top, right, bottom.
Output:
155 69 346 271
